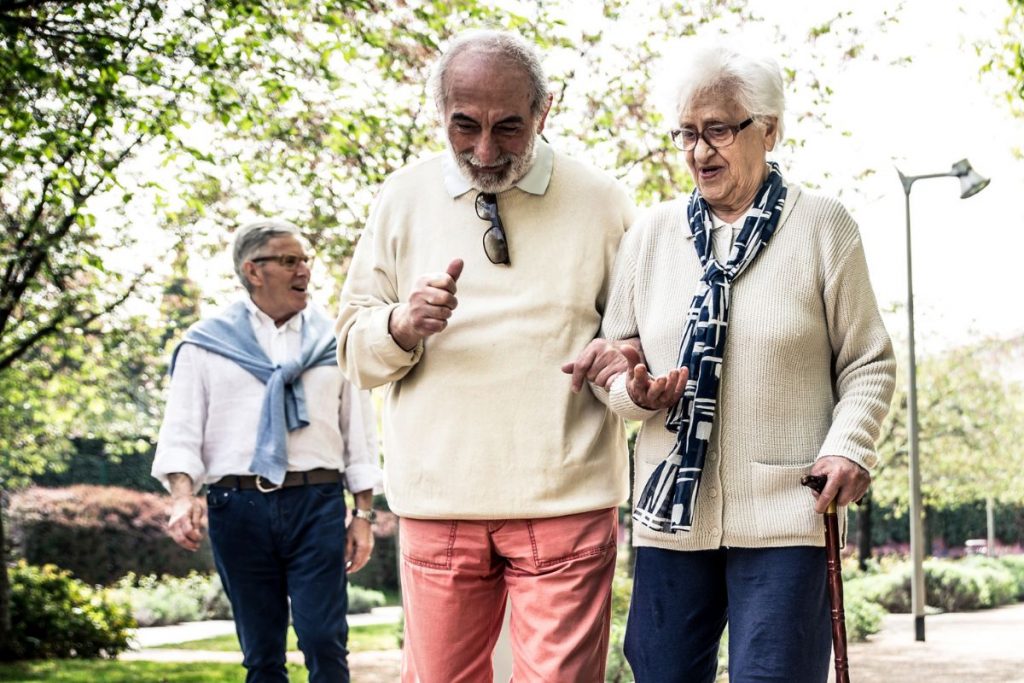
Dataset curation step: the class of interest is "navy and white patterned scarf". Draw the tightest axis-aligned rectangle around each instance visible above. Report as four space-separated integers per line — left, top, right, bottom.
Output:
633 162 788 533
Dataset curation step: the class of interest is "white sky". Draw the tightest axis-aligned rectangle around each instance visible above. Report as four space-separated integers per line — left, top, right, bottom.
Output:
741 0 1024 352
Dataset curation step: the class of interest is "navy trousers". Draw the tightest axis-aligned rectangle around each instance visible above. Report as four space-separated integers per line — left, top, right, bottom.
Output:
624 546 831 683
207 481 350 683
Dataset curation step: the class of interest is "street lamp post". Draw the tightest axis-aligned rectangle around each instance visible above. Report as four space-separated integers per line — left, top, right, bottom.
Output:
896 159 989 642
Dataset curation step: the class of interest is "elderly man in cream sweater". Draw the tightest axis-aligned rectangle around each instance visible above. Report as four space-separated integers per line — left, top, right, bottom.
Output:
336 29 635 683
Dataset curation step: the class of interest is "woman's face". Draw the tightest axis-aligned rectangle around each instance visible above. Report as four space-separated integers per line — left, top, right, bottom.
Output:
679 96 777 221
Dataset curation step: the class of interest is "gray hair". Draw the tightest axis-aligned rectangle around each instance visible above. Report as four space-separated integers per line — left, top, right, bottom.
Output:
661 41 786 142
232 219 302 292
428 29 549 118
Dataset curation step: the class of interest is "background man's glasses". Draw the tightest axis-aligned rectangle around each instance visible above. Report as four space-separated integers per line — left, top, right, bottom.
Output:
250 254 312 270
670 117 754 152
475 192 510 266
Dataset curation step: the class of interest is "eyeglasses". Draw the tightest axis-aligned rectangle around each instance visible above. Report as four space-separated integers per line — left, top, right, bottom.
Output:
474 192 510 266
250 254 312 270
670 117 755 152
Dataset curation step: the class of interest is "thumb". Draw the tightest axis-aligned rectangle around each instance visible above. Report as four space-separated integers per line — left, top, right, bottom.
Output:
446 258 464 282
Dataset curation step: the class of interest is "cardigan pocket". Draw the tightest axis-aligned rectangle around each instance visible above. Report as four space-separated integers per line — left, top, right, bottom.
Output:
750 461 820 542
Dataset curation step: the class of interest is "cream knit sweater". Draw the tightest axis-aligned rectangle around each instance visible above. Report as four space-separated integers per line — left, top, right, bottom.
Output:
336 149 634 519
601 185 896 550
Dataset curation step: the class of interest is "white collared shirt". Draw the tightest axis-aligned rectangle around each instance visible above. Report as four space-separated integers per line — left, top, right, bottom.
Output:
152 298 383 495
441 139 555 199
710 211 742 263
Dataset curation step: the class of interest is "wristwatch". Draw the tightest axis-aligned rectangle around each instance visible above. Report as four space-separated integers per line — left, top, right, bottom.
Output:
352 508 377 524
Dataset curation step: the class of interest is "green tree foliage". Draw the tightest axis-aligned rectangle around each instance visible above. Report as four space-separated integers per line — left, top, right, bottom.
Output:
1003 0 1024 113
872 342 1024 515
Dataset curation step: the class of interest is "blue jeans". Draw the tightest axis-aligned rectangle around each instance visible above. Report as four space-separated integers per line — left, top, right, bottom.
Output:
624 546 831 683
207 481 349 683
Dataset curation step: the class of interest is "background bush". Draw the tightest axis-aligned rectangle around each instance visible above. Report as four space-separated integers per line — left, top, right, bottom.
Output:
997 555 1024 599
2 562 135 661
844 592 886 641
8 485 214 585
347 508 399 595
111 572 231 627
347 584 387 614
847 555 1024 613
112 572 386 626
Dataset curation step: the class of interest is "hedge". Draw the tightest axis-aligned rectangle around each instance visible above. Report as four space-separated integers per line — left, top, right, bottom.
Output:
8 485 214 585
847 555 1024 613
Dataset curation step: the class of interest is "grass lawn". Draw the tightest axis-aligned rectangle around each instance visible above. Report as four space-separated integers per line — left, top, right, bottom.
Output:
158 621 400 653
0 660 308 682
0 623 400 682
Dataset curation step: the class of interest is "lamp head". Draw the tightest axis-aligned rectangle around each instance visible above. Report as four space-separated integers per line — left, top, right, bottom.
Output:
951 159 990 199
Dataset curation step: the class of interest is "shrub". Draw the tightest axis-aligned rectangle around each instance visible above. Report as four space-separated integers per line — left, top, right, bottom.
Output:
847 557 1021 613
926 557 1017 611
847 568 911 613
8 485 214 585
605 571 633 683
347 584 386 614
996 555 1024 599
844 591 885 641
110 572 231 627
112 571 385 626
347 510 399 595
2 561 135 661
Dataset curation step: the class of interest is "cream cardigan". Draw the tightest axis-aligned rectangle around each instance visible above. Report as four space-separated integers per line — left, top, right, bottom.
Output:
601 185 896 550
336 149 634 519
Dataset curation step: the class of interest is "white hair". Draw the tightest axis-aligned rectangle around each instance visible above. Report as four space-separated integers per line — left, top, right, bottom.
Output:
428 29 549 118
659 40 786 141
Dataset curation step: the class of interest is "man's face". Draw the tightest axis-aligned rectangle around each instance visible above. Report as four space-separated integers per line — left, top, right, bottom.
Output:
443 51 550 193
243 235 311 326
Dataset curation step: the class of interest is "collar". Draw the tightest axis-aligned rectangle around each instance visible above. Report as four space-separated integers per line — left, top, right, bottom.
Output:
710 212 735 231
442 138 554 199
682 177 796 241
244 297 304 333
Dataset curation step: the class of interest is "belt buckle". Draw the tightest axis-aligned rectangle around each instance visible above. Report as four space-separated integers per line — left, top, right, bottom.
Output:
255 476 283 493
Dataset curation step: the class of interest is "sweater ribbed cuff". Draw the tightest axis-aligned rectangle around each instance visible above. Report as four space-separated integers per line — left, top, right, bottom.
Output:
607 373 659 421
371 304 423 367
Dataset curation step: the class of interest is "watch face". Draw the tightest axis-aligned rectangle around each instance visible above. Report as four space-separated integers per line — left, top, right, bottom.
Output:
354 508 377 523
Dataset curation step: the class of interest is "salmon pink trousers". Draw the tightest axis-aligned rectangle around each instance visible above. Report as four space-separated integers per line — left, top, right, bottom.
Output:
398 507 618 682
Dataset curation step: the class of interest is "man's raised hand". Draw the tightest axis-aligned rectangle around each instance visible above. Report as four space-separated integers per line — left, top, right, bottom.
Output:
389 258 464 351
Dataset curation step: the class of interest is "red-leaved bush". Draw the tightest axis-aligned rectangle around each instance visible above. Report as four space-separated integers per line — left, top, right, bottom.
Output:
8 485 214 585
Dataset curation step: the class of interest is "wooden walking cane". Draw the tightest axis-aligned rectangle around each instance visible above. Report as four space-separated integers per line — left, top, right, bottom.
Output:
801 474 851 683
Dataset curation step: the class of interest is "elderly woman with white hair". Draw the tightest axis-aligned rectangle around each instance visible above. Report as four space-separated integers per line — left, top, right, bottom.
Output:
597 43 896 681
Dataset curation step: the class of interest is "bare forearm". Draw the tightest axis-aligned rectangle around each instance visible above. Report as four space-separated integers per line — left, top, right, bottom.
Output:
352 489 374 510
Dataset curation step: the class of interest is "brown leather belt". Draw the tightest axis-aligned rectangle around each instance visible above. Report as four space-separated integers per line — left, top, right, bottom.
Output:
210 468 343 492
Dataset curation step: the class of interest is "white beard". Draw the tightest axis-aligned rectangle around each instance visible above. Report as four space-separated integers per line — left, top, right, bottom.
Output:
452 132 538 194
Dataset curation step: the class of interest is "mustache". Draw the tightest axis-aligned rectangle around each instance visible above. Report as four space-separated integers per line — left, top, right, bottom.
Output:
457 151 516 170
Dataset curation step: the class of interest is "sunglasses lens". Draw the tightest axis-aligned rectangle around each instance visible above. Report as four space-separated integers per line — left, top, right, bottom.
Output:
483 226 509 265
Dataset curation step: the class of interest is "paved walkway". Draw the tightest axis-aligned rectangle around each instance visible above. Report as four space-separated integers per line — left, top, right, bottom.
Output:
832 602 1024 682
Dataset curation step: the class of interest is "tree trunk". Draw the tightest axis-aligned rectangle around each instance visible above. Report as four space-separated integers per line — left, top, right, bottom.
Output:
986 496 996 557
0 489 10 652
857 491 873 571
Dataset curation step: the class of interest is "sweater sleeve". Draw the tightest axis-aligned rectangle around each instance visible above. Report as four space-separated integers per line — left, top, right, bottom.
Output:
594 217 660 421
818 223 897 471
335 191 424 390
